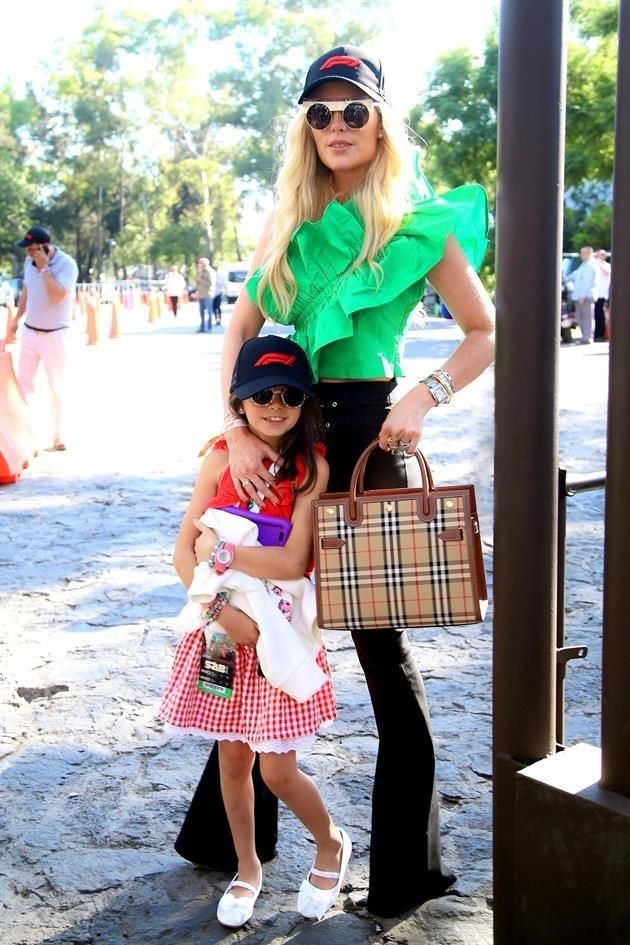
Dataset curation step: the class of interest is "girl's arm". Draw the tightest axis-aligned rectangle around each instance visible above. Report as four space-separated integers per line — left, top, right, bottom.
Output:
174 450 260 646
173 450 226 589
215 604 260 648
221 212 285 505
379 235 495 453
194 453 330 582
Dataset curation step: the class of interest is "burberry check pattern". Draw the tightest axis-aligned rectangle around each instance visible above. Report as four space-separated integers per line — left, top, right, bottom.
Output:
314 491 486 630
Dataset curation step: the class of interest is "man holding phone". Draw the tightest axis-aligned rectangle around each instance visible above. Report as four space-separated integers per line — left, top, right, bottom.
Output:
9 225 78 451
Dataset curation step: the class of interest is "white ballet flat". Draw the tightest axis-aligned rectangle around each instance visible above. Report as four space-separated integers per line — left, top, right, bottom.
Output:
216 870 262 928
297 828 352 920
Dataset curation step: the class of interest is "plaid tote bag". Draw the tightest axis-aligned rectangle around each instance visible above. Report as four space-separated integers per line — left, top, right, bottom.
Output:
313 440 488 630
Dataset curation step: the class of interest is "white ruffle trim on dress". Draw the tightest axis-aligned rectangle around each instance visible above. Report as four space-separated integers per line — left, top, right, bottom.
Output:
162 721 333 754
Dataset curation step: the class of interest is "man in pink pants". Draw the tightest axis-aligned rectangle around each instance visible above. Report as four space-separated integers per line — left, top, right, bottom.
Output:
9 226 78 451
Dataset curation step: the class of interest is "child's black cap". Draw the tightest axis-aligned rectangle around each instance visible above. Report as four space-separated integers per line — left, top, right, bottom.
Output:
230 335 314 400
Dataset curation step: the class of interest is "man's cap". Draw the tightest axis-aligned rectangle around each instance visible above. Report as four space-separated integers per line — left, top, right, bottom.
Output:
298 45 388 104
17 225 51 248
230 335 314 400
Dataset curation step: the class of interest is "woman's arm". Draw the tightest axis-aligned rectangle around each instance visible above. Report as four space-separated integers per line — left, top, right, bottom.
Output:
379 235 495 453
194 453 330 582
221 211 285 504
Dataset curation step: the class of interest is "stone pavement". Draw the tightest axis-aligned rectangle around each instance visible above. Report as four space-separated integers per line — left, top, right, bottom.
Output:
0 301 608 945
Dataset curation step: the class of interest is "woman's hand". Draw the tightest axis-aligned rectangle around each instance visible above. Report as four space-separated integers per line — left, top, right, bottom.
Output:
378 384 435 455
224 425 281 505
193 519 218 564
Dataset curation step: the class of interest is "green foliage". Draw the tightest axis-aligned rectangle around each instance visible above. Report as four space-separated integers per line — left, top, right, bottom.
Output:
408 35 498 199
564 182 613 250
1 0 617 283
565 31 617 185
409 0 618 271
0 84 39 271
570 0 619 37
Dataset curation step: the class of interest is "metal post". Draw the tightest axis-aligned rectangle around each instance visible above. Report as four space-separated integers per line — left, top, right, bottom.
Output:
493 2 567 941
601 0 630 798
556 468 568 746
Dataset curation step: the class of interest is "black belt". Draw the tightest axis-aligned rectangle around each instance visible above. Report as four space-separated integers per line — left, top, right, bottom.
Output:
24 324 68 332
314 379 396 410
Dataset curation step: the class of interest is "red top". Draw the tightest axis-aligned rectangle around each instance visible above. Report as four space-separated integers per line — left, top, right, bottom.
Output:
204 438 312 521
203 438 322 573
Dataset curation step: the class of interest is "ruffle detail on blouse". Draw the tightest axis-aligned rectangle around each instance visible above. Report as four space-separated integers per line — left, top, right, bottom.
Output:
246 183 488 380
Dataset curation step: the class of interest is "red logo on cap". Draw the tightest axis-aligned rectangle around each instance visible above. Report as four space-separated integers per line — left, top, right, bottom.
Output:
320 55 361 71
255 353 297 367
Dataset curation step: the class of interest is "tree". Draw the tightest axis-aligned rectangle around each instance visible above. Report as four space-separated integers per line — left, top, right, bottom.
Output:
408 0 618 259
408 35 498 200
34 10 144 279
0 84 39 273
565 0 617 186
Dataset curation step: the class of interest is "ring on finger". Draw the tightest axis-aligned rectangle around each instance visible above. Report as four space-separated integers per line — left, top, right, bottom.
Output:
387 436 400 450
241 478 250 487
399 440 412 450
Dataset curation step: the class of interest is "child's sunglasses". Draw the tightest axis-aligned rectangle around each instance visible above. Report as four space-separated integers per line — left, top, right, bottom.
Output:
302 99 376 131
249 386 308 408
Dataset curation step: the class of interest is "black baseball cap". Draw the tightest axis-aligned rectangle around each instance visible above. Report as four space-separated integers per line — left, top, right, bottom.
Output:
17 226 51 248
298 44 388 104
230 335 314 400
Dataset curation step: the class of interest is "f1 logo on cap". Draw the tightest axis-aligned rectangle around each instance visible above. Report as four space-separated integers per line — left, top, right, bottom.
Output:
254 353 297 367
320 55 361 71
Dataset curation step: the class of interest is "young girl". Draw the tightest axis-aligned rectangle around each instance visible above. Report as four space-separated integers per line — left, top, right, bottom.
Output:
159 334 351 927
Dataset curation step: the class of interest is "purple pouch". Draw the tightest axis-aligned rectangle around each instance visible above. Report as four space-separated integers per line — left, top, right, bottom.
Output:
218 506 292 547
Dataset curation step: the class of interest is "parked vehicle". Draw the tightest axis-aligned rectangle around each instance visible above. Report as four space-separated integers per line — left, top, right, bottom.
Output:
1 276 23 304
219 262 249 304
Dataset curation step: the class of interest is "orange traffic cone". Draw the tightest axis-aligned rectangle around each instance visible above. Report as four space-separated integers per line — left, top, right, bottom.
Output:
0 350 37 484
148 291 159 323
3 300 17 346
86 295 101 345
109 295 122 339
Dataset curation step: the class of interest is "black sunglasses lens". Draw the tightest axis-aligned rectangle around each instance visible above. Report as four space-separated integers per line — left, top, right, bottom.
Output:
282 387 307 407
343 102 370 128
306 103 331 129
250 387 307 407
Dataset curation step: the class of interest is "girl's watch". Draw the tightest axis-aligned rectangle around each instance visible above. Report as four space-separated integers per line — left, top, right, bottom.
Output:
213 541 235 574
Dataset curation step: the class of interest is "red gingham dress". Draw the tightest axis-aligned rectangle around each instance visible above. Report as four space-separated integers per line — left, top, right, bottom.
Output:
158 444 336 753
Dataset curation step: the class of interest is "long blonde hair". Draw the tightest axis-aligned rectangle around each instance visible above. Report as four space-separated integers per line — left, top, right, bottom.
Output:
257 103 416 318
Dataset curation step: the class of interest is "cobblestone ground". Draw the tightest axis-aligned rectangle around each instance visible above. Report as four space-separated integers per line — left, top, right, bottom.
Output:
0 302 607 945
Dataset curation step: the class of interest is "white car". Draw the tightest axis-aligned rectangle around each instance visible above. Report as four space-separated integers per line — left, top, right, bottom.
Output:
220 262 249 304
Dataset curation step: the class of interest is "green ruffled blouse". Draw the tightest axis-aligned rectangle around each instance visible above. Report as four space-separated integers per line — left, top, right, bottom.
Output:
245 172 488 381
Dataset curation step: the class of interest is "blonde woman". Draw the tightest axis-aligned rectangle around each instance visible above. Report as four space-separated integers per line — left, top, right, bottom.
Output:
176 44 495 918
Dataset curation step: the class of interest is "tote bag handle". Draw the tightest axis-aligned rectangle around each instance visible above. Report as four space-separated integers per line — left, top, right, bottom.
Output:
348 439 434 520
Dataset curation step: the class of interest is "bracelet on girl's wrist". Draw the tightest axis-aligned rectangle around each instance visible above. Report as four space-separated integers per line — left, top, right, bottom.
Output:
223 418 247 434
204 590 230 623
208 539 225 570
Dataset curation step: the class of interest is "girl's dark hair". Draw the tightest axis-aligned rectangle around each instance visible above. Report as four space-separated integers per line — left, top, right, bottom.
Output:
228 393 324 494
